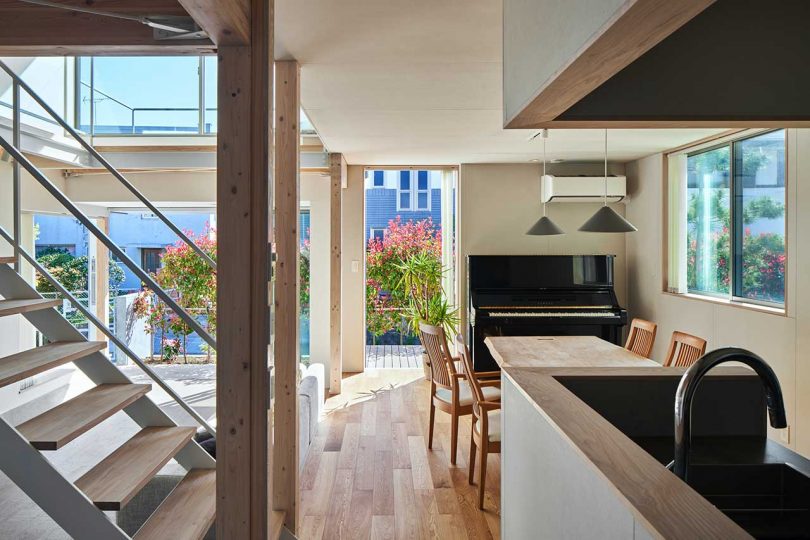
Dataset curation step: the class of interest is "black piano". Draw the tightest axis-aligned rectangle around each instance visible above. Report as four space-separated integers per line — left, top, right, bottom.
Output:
467 255 627 372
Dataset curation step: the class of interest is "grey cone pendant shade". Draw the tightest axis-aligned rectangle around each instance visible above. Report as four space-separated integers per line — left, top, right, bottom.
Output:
527 215 565 235
527 129 565 236
578 205 637 232
579 129 637 233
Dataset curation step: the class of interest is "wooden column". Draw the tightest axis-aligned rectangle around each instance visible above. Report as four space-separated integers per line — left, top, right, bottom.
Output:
329 153 345 392
215 0 272 538
93 217 109 344
272 60 300 531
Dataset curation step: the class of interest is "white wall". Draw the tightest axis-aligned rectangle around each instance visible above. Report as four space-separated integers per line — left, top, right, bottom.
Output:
503 0 627 123
458 162 628 334
342 166 365 374
625 129 810 456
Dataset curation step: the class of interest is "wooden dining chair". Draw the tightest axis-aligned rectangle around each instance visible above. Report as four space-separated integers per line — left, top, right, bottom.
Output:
419 323 500 465
456 333 500 510
624 318 658 358
663 331 707 367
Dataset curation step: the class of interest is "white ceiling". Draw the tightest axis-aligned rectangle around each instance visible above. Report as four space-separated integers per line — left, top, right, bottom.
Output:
276 0 726 165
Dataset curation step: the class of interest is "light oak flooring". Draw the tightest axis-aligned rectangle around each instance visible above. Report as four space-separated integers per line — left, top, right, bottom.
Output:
300 368 500 540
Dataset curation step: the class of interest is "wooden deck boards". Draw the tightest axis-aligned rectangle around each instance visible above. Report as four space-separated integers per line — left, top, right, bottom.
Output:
365 345 423 369
301 370 499 540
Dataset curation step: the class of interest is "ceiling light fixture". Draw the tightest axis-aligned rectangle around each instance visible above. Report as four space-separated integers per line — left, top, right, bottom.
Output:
578 129 637 233
527 129 565 236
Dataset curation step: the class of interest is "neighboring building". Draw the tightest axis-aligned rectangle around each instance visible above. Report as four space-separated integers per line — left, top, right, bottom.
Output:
35 211 215 292
364 169 442 242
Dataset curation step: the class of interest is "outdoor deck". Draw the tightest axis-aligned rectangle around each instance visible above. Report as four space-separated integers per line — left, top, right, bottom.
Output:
365 345 424 368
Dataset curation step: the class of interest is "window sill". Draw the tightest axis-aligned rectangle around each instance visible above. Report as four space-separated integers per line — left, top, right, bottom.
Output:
662 291 786 317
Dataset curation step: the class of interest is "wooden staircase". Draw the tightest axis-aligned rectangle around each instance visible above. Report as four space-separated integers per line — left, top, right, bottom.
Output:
0 257 216 539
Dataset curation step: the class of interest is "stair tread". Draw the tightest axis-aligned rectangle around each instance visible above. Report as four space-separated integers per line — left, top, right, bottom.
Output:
0 341 106 387
17 383 151 450
76 426 196 511
0 256 15 264
133 469 216 540
0 298 61 317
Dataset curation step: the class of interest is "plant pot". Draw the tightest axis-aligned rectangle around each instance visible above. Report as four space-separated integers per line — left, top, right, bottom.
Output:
421 352 431 381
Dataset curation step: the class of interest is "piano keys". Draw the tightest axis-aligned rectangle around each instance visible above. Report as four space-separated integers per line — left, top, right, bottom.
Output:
467 255 627 372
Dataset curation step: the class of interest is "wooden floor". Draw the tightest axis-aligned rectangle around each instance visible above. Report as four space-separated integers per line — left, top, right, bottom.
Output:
300 369 500 540
365 345 424 369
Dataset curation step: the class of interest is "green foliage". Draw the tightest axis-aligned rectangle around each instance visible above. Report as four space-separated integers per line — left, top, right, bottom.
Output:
365 218 456 341
35 248 126 295
133 229 217 363
300 234 310 315
687 191 785 303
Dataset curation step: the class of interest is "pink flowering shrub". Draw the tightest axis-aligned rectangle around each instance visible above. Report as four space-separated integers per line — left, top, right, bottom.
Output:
366 217 441 339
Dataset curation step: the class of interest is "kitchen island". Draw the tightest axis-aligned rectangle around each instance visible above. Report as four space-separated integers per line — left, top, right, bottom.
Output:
485 336 806 539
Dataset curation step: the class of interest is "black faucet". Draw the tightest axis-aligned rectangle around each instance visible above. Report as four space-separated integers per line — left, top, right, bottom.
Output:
671 347 787 481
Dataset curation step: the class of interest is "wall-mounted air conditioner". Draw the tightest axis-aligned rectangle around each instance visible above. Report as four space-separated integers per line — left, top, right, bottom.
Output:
541 175 626 203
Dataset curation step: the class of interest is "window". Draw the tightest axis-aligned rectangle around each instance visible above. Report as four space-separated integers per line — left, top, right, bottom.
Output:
416 170 430 210
397 171 412 210
373 170 385 188
684 130 785 306
141 248 164 275
369 228 385 242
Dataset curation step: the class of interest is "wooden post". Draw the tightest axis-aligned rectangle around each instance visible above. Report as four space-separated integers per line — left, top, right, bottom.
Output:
329 154 345 392
215 0 272 537
272 60 300 532
94 217 110 345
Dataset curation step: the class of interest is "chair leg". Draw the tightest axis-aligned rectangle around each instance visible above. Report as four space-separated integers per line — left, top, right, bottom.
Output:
450 412 459 465
478 445 488 510
428 401 435 450
468 427 477 485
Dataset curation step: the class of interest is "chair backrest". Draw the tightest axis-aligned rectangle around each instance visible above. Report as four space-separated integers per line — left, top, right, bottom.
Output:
455 334 486 418
419 322 456 388
625 318 658 358
664 331 707 367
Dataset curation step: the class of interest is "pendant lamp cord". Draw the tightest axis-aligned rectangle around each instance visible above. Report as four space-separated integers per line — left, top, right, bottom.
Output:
603 128 608 207
542 129 548 216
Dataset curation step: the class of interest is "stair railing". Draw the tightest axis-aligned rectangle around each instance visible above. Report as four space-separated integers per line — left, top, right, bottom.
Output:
0 135 216 350
0 226 216 437
0 60 217 272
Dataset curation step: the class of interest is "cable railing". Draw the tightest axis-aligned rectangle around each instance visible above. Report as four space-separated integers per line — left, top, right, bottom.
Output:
0 60 217 272
0 225 216 437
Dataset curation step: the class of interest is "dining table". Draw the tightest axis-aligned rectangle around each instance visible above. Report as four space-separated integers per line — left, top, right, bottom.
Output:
484 335 659 369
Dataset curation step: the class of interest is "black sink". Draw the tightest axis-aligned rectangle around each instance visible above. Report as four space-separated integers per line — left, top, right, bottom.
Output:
687 463 810 539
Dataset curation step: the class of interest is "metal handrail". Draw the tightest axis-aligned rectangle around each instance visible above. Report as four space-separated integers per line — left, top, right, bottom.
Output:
0 60 217 271
0 136 217 350
0 225 215 438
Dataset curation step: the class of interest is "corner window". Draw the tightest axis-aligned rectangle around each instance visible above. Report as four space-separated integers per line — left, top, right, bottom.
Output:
683 129 785 307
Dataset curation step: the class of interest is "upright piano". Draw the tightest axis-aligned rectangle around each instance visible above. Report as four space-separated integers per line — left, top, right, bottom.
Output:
467 255 627 372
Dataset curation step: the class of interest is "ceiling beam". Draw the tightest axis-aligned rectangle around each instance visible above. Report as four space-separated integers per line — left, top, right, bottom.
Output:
177 0 250 46
505 0 715 129
0 0 213 55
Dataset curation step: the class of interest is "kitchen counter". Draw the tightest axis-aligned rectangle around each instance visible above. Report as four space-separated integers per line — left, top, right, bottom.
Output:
500 365 762 539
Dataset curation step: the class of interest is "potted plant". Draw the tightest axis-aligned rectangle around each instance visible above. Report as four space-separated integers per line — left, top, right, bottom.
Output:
396 252 460 380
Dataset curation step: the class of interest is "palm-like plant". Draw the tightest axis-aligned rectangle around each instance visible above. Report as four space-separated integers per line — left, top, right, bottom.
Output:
396 251 459 337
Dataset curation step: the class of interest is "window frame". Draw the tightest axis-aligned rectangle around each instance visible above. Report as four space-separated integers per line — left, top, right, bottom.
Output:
369 228 386 242
674 128 787 311
415 170 431 211
397 171 413 211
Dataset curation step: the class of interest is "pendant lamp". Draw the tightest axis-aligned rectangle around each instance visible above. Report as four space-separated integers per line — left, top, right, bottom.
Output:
579 129 637 233
527 129 565 236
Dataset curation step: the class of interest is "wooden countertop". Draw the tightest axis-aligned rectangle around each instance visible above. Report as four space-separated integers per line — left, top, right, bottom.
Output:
502 365 752 539
485 335 658 368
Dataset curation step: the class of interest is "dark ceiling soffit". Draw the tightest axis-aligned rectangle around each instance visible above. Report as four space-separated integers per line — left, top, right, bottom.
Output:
551 0 810 127
0 0 214 54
